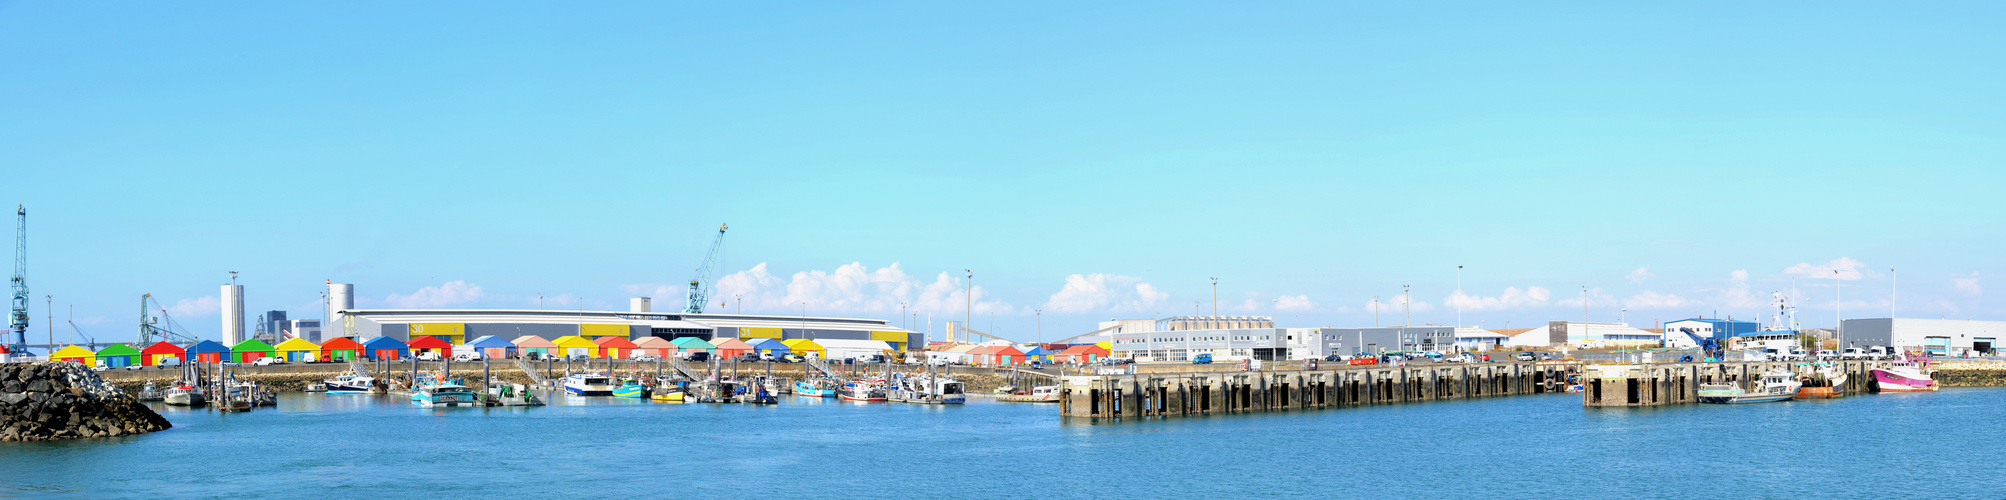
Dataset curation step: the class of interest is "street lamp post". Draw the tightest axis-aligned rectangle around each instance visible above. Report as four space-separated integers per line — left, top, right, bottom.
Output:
735 294 742 314
1403 285 1411 327
1210 277 1219 322
964 269 973 344
1456 265 1463 328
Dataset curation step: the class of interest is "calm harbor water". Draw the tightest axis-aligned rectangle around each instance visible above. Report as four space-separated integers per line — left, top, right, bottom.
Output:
4 388 2003 498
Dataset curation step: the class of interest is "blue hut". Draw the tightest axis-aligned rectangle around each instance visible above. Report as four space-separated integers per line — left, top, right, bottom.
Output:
467 335 517 359
745 338 790 357
186 340 232 363
361 336 410 360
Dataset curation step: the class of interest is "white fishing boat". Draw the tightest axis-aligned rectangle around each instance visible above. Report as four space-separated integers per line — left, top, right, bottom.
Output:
412 380 483 408
488 383 545 406
563 372 615 396
839 378 888 402
1698 369 1801 404
164 384 207 406
324 373 375 394
137 380 165 402
890 375 965 404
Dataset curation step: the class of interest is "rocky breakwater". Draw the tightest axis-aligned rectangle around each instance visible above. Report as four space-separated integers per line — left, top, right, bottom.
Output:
0 362 172 441
1931 360 2006 387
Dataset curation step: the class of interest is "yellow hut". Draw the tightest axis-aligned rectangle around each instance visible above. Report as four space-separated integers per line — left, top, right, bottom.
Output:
51 345 97 365
551 335 600 359
781 338 825 358
274 337 321 362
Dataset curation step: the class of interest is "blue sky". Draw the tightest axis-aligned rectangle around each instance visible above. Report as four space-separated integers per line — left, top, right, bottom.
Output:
3 2 2001 343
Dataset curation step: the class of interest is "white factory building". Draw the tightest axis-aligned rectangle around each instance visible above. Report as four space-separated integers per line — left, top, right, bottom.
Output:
1506 321 1662 349
1839 318 2003 356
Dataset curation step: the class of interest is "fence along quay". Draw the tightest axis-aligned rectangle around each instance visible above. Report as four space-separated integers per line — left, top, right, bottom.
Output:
1058 361 1581 419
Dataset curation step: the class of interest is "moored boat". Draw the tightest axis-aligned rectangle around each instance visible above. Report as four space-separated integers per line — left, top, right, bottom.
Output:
163 384 207 406
563 373 615 396
794 378 839 398
1795 364 1849 399
324 373 376 394
612 378 651 399
137 380 165 402
1871 358 1938 392
838 379 888 402
999 384 1061 403
1699 369 1801 404
412 380 483 408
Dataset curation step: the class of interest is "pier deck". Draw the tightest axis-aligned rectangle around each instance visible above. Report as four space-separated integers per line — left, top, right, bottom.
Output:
1059 361 1580 419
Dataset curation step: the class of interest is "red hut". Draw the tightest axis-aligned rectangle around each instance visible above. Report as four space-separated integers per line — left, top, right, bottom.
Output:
318 337 363 362
140 341 187 366
594 336 638 359
407 335 453 357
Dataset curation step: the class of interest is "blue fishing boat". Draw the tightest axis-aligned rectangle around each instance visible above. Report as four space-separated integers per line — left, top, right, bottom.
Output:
412 378 482 408
612 378 650 398
794 378 839 398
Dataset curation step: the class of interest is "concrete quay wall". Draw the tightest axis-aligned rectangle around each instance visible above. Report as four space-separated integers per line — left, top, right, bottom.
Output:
1059 362 1580 419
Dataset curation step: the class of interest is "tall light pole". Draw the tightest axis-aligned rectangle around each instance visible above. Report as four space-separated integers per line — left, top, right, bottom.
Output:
900 301 908 329
1373 296 1379 327
1456 265 1464 328
537 293 544 310
963 269 972 344
1581 286 1588 323
1620 308 1627 325
1834 269 1841 335
1403 285 1411 327
1035 309 1041 344
1209 277 1218 321
1890 267 1897 320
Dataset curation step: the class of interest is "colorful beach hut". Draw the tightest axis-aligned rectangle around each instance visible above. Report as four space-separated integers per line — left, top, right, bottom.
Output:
632 337 675 358
1055 344 1110 364
551 336 598 359
186 340 231 363
407 335 452 357
468 335 516 359
781 338 826 358
95 343 140 368
141 341 185 366
745 338 789 357
51 345 96 365
671 337 712 354
275 337 320 362
1018 345 1051 364
230 339 276 363
318 337 362 361
593 336 637 359
709 338 752 359
360 337 408 360
968 345 1023 366
513 335 556 359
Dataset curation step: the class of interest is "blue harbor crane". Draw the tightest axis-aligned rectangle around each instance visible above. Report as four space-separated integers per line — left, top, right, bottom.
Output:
1677 327 1724 362
8 205 27 354
684 223 727 314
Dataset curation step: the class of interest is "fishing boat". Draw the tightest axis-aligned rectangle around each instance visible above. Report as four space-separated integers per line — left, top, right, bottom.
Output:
794 378 840 398
303 383 327 392
998 384 1061 403
1699 369 1802 404
137 380 165 402
163 384 207 406
218 399 253 413
412 378 483 408
1871 358 1939 392
1795 364 1850 399
563 372 615 396
651 386 686 403
487 383 544 406
324 373 376 394
734 378 780 404
612 378 651 399
891 375 966 404
838 378 888 402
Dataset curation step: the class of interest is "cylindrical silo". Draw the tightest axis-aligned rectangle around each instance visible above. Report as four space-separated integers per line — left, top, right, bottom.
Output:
221 284 245 345
630 297 651 313
328 283 355 337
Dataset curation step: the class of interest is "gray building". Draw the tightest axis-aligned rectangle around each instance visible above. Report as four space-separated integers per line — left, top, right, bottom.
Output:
1111 325 1461 361
1839 318 2004 356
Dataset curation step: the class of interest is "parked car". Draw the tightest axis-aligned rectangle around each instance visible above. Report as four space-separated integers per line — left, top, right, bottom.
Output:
567 354 590 361
1191 353 1213 364
1446 353 1476 363
682 351 710 362
414 352 443 361
123 364 144 370
1514 352 1537 361
253 357 278 366
631 353 658 362
781 353 804 363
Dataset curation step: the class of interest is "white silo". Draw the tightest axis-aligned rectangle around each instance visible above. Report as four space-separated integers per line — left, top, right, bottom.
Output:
222 283 245 345
630 297 651 313
328 283 355 337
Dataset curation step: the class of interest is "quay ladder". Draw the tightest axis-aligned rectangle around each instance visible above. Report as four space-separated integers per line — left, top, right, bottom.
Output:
347 358 373 378
669 360 704 380
514 359 549 386
806 358 841 380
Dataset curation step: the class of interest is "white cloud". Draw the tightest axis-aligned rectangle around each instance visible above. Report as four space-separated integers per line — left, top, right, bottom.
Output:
1785 257 1867 281
713 262 1011 316
382 281 486 308
1042 273 1169 314
1273 294 1316 311
1623 291 1694 309
1954 272 1981 295
166 296 219 318
1626 267 1654 284
1731 270 1749 282
1719 270 1765 309
1364 295 1434 312
1445 286 1551 312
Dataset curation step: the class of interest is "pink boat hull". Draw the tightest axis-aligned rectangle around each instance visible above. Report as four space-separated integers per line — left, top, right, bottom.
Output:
1872 369 1938 392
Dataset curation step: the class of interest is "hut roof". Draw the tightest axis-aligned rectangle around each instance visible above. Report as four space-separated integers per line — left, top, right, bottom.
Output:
512 335 557 348
185 340 231 354
231 339 276 353
52 345 97 359
709 338 752 349
631 337 675 348
95 343 140 357
274 338 319 351
140 341 185 355
1018 346 1050 356
744 338 787 350
406 336 452 349
360 337 408 350
550 336 597 348
592 336 638 348
468 335 515 348
945 344 980 353
1059 344 1110 355
319 337 363 350
671 337 712 348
